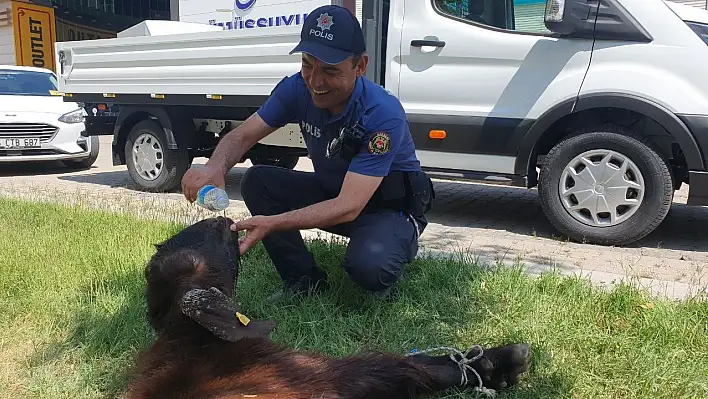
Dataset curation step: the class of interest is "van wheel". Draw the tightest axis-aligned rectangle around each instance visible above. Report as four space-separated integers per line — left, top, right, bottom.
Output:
125 119 190 192
538 124 674 246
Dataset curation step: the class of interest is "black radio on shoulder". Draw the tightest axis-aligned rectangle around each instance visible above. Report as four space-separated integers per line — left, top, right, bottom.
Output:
326 122 367 161
340 122 367 160
326 99 368 161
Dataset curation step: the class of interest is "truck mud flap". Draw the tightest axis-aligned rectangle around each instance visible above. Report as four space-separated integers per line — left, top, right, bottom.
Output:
81 116 117 136
688 171 708 206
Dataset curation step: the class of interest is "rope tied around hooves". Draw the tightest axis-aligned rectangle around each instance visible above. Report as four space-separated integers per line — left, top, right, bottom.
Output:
405 345 497 398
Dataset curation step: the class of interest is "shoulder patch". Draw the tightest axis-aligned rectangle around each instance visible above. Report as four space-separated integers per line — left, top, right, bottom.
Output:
368 132 391 155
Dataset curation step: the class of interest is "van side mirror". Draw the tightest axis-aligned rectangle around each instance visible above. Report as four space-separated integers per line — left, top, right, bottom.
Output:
544 0 652 42
544 0 594 36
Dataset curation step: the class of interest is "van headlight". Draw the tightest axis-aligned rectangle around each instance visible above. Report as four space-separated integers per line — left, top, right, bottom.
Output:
58 108 86 124
686 21 708 45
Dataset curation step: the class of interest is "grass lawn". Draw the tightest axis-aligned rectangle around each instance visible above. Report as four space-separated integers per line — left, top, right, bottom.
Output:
0 196 706 399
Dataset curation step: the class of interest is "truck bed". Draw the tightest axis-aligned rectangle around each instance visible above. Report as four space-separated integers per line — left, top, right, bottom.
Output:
55 21 303 99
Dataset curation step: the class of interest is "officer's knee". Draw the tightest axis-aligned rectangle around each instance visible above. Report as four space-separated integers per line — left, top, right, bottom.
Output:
343 241 405 292
240 164 272 204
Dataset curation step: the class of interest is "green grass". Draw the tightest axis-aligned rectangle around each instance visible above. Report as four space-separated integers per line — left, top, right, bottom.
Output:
0 196 706 399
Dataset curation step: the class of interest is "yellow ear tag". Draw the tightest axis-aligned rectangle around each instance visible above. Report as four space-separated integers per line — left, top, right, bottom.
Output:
235 312 250 326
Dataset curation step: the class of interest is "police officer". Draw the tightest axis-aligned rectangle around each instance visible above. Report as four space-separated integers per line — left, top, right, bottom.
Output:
181 4 434 299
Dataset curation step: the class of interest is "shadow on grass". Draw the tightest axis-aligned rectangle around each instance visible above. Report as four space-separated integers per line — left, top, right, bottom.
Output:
24 236 577 399
25 269 153 398
235 238 576 399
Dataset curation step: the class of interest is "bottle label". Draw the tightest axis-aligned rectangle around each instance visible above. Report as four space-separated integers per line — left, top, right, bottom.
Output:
196 184 229 211
197 185 216 204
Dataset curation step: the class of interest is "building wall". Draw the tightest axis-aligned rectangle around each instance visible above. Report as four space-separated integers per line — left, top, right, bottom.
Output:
0 0 14 65
513 1 549 34
2 0 174 68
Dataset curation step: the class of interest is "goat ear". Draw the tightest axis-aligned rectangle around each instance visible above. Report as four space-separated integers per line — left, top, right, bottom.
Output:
179 287 275 342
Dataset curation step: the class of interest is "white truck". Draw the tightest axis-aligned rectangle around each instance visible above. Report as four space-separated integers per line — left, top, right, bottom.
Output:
55 0 708 247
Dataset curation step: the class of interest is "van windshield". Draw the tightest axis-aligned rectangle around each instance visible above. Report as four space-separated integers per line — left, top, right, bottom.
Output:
0 69 59 96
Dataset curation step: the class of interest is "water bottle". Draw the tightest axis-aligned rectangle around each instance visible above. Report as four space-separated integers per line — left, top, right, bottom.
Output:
196 185 230 211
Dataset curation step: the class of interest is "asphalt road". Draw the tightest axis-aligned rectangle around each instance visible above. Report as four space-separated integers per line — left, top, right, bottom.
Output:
1 135 705 299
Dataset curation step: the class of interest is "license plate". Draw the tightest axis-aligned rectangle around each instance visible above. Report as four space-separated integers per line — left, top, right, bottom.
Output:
0 137 41 149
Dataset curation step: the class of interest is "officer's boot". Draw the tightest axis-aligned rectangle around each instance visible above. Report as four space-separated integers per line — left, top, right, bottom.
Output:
267 268 329 302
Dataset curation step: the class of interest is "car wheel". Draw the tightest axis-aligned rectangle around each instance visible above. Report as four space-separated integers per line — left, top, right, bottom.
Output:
125 119 189 192
538 124 674 246
62 135 100 169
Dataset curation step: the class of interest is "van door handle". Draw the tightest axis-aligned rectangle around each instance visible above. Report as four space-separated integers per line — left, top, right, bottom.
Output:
411 39 446 48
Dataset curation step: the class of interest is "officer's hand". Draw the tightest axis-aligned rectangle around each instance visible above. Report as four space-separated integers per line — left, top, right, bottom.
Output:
230 216 276 254
181 165 226 203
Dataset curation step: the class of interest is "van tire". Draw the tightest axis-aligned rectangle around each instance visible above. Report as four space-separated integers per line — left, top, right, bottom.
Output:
125 119 190 192
538 124 674 246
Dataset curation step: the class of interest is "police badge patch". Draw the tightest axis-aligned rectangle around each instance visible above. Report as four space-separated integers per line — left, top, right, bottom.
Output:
316 13 334 30
368 132 391 154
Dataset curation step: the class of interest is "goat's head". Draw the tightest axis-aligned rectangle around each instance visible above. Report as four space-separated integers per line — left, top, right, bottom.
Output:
143 216 274 341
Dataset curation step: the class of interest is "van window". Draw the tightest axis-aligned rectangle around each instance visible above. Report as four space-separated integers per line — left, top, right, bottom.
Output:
434 0 551 35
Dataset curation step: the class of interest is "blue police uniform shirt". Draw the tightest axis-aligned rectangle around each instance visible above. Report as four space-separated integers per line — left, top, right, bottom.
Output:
256 72 421 196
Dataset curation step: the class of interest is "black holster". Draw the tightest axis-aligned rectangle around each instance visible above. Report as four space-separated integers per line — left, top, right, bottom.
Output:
369 170 435 217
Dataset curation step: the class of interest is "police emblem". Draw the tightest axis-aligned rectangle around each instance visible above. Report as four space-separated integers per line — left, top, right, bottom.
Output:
316 13 334 30
368 132 390 154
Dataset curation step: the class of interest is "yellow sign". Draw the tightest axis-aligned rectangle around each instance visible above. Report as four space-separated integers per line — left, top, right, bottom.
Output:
12 1 57 71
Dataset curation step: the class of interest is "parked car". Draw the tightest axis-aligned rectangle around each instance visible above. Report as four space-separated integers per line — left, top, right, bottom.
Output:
0 65 99 169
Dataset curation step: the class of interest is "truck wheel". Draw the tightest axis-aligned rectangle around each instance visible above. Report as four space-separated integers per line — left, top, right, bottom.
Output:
538 124 674 246
124 119 190 192
250 154 299 169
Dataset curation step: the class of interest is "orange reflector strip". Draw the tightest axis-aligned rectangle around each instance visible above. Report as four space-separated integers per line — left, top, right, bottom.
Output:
429 130 446 139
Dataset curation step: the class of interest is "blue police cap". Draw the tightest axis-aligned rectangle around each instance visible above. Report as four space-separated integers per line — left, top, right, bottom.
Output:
289 5 366 65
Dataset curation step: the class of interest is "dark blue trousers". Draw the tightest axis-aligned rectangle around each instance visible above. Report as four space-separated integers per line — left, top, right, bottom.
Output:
240 165 425 293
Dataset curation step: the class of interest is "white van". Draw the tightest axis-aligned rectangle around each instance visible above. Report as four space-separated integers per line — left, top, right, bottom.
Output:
55 0 708 246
